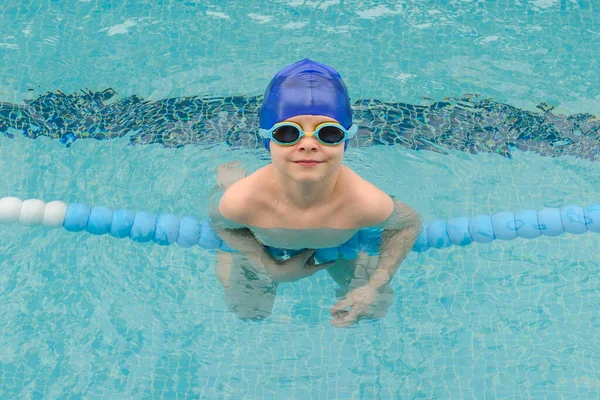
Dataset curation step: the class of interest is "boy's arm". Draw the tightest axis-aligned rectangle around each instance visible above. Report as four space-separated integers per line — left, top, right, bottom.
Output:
368 199 422 290
208 188 273 279
351 191 422 287
330 197 421 327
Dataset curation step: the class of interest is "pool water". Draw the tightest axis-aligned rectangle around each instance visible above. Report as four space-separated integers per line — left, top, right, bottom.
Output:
1 0 600 398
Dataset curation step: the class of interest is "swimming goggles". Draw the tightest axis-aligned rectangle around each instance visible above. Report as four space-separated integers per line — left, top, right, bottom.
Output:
258 121 357 146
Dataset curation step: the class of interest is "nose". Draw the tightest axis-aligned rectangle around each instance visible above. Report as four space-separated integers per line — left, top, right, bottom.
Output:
297 134 319 151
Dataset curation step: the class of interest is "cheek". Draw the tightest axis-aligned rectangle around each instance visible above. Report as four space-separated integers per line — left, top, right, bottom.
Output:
270 148 290 169
327 148 345 163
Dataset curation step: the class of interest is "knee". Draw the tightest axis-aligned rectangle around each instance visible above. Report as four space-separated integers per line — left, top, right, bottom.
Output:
224 284 277 321
235 309 272 321
226 299 274 321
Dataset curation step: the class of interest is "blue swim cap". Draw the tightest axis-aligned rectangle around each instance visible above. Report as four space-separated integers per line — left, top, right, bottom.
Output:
259 58 353 151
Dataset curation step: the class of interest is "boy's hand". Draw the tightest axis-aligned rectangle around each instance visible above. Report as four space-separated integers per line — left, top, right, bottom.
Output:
329 284 380 327
260 250 334 283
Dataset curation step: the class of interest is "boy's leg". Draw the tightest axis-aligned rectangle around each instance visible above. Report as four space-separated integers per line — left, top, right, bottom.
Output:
326 253 394 319
222 253 278 320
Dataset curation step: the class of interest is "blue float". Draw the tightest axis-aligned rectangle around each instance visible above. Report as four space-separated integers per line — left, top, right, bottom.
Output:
0 197 598 263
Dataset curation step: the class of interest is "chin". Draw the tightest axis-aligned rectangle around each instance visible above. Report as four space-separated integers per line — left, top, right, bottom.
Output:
291 169 333 184
293 175 322 184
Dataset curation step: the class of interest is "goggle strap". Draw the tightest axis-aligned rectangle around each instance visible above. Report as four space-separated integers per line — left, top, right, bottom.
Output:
346 124 358 139
258 128 270 138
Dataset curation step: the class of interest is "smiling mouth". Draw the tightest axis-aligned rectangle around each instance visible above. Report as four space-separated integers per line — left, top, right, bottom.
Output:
294 160 322 166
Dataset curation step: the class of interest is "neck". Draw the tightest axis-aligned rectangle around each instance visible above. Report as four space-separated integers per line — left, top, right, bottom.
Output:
272 168 340 210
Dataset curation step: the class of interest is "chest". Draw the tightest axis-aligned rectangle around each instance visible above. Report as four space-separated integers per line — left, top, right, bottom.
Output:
250 198 357 230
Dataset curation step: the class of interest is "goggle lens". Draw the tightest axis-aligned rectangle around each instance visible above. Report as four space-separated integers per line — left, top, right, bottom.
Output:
317 126 345 144
271 124 346 145
272 125 301 143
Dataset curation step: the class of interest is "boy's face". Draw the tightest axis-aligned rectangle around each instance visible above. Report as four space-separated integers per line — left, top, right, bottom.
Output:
269 114 346 183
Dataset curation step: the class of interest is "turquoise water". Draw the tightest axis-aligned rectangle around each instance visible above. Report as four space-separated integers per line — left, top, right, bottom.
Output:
1 0 599 113
1 0 600 398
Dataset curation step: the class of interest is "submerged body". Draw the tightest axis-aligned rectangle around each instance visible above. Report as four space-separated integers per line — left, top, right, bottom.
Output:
211 59 422 326
212 121 421 326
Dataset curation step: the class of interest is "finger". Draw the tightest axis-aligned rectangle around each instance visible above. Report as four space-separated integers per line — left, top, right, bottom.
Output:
330 310 359 328
305 254 316 267
305 253 336 268
289 249 316 264
330 313 350 328
305 265 333 277
312 260 336 269
330 298 354 315
345 307 361 322
298 249 317 262
336 308 360 326
304 261 336 278
332 309 349 318
330 317 356 328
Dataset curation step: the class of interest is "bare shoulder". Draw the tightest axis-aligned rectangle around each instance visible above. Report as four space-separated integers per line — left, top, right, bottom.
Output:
218 166 271 226
338 167 395 226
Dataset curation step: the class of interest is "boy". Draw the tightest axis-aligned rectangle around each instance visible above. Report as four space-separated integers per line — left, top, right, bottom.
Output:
211 59 422 327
